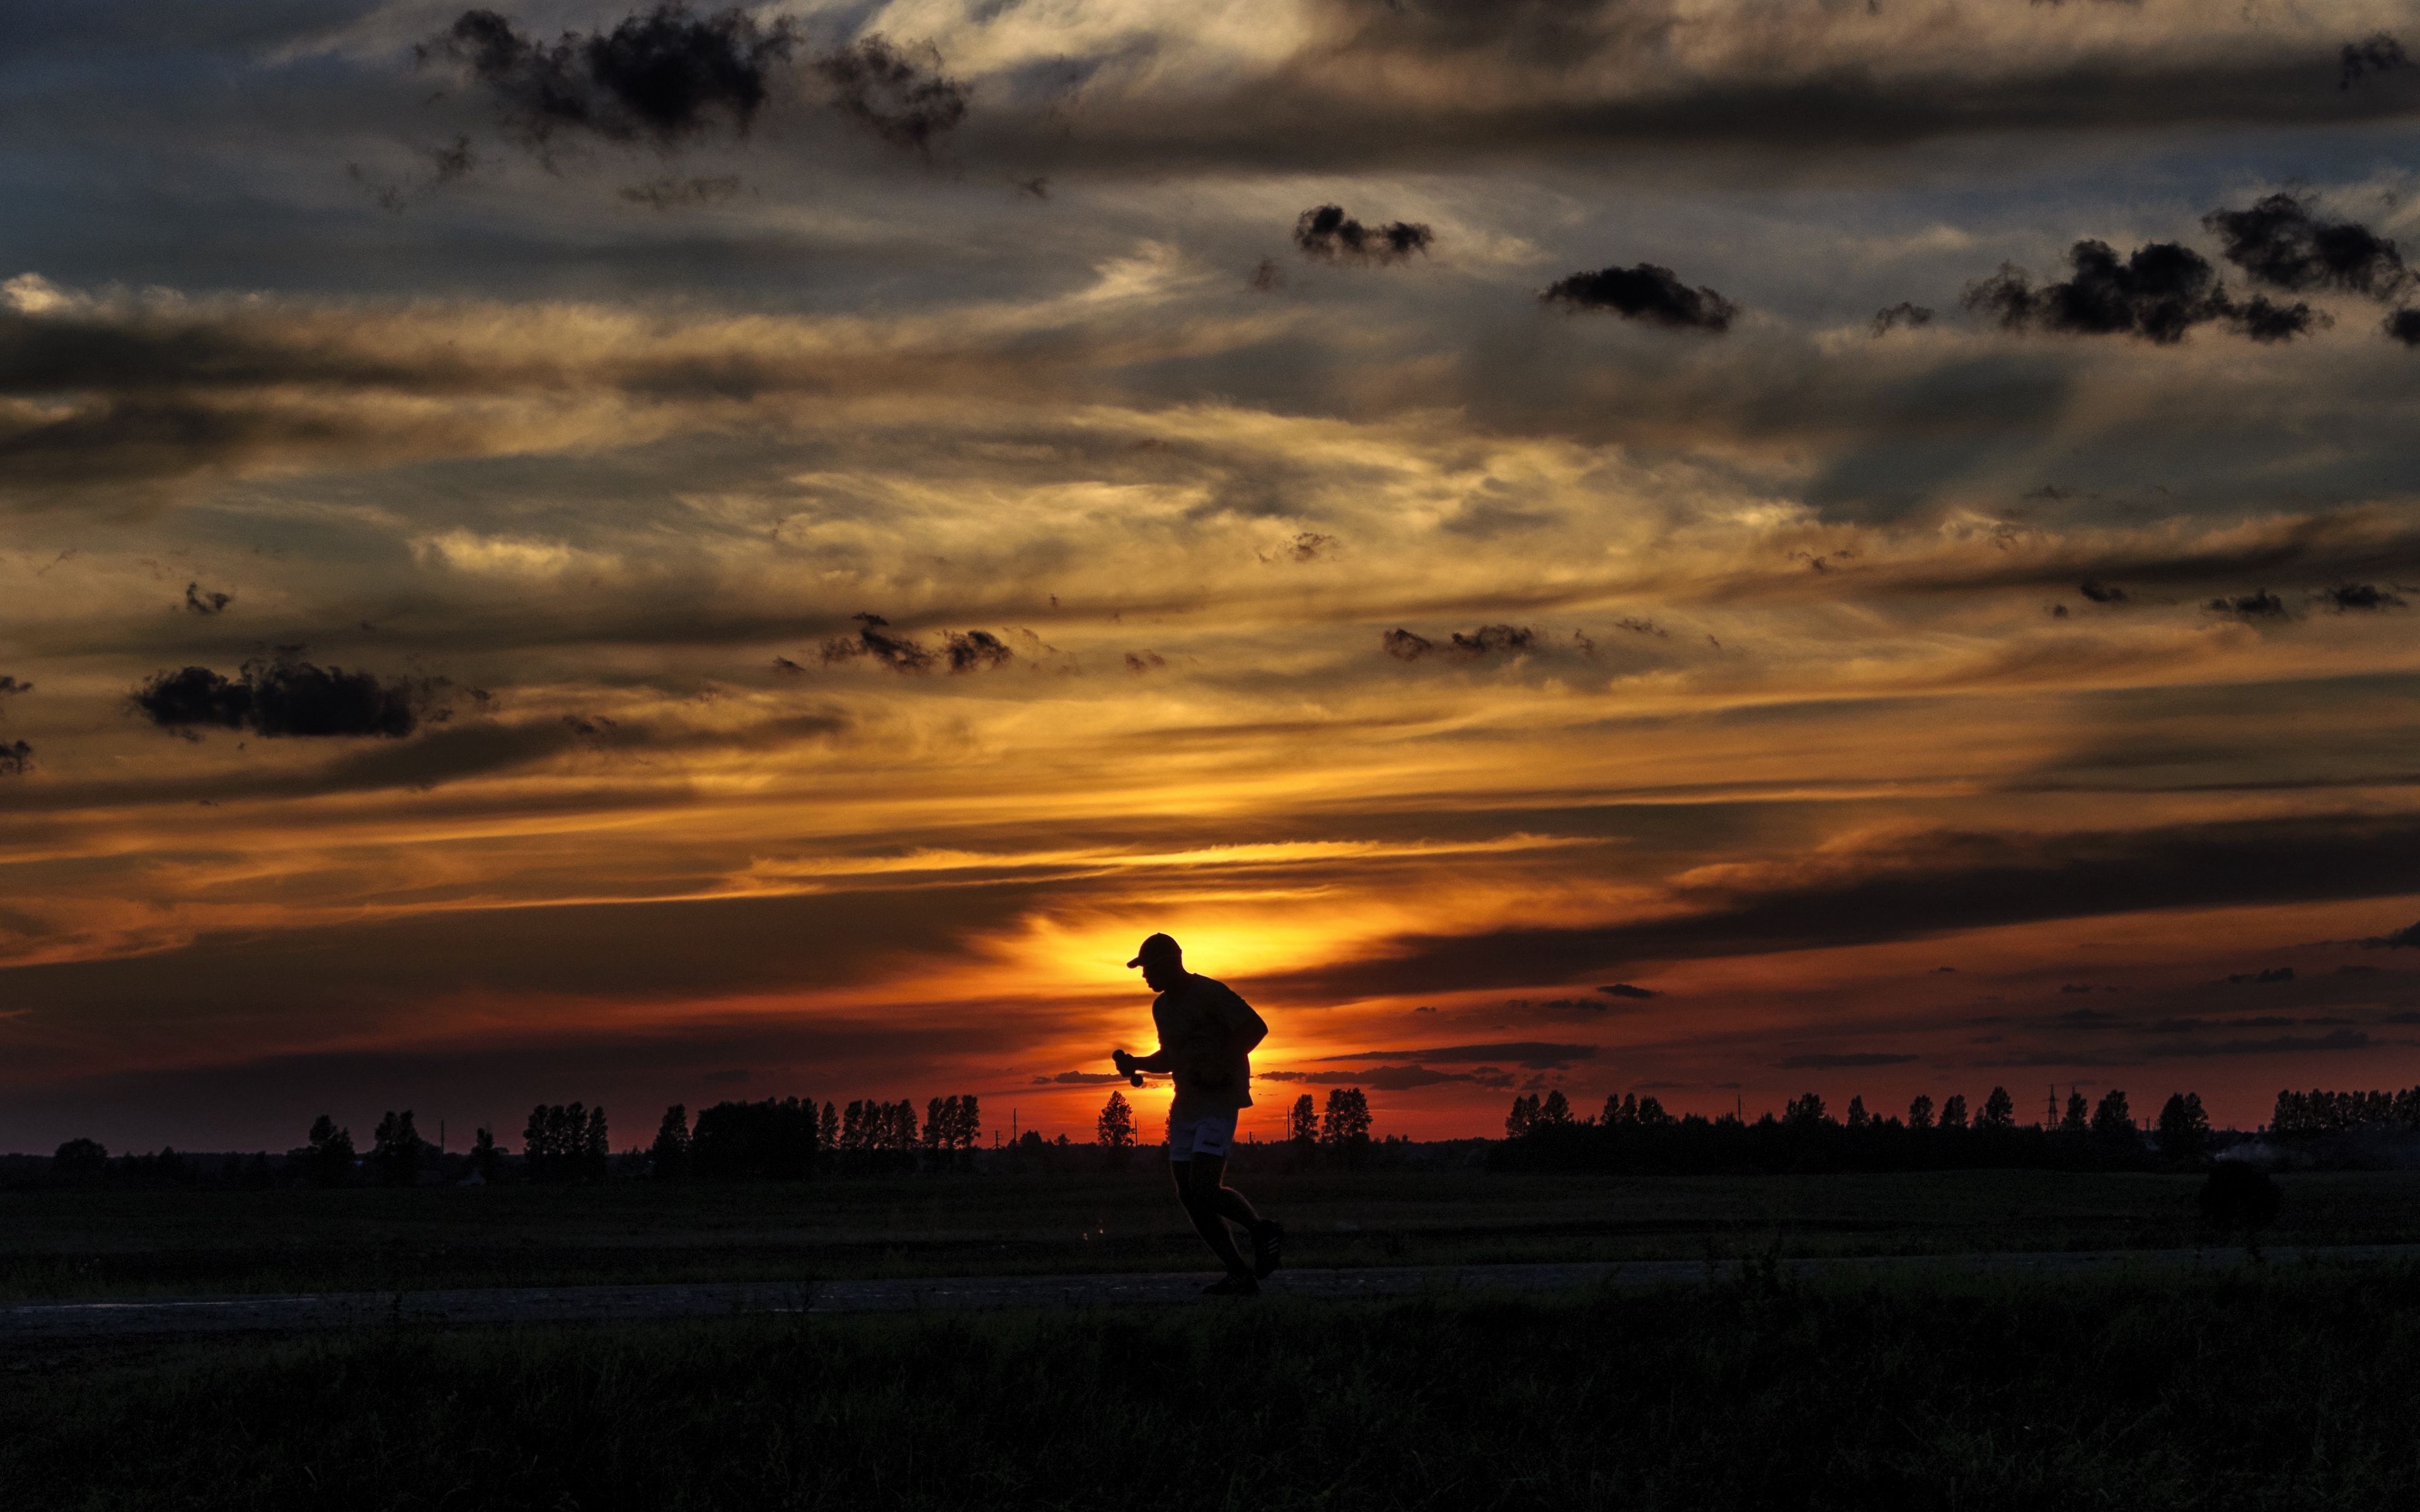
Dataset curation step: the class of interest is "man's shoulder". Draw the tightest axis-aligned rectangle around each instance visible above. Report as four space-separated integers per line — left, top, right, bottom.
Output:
1187 975 1252 1008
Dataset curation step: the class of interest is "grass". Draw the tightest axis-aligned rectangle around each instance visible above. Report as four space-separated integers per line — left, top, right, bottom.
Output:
9 1264 2420 1509
9 1166 2420 1300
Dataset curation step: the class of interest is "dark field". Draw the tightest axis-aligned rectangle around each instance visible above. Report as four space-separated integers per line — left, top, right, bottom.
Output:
9 1166 2420 1300
11 1264 2420 1509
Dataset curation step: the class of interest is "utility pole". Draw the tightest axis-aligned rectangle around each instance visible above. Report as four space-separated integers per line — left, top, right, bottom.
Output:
2046 1084 2058 1128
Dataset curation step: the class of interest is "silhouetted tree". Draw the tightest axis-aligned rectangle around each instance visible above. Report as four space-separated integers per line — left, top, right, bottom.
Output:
469 1125 501 1182
689 1097 819 1180
50 1137 108 1188
1939 1093 1969 1130
1507 1094 1540 1137
1845 1096 1869 1130
1097 1090 1136 1165
1636 1095 1674 1128
1288 1093 1318 1157
2059 1091 2090 1134
819 1100 839 1151
1606 1093 1640 1127
369 1109 425 1187
650 1104 691 1179
1978 1087 2015 1130
2157 1092 2211 1165
2091 1089 2135 1143
1784 1092 1829 1127
522 1102 605 1182
299 1114 356 1187
1908 1095 1935 1130
1321 1087 1373 1157
1536 1089 1572 1126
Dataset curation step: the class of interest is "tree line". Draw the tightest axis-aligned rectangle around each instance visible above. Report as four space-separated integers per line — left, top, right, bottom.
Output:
1092 1087 1374 1166
1494 1085 2220 1174
2269 1085 2420 1137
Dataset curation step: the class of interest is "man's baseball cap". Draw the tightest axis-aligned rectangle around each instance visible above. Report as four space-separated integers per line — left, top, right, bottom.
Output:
1127 932 1182 968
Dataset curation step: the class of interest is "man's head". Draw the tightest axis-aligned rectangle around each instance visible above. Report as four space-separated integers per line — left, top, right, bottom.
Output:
1127 932 1186 992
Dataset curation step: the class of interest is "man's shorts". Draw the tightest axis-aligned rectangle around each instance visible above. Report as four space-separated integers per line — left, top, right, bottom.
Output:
1168 1109 1238 1161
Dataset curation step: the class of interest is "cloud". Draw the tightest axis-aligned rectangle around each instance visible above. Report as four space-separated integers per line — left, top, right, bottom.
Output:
1262 812 2420 1001
2228 966 2296 985
1448 624 1535 655
183 582 233 616
0 675 27 698
1870 302 1933 337
2367 920 2420 948
2391 310 2420 346
2341 32 2411 89
2203 194 2411 301
1316 1041 1595 1070
2207 590 2286 619
822 613 933 672
1381 628 1433 661
348 137 478 214
1124 651 1166 673
2326 582 2407 610
130 660 439 739
814 34 968 150
1033 1070 1131 1085
2164 1029 2370 1058
423 5 798 147
2077 580 2127 604
1964 240 2319 344
1541 264 1737 332
943 630 1013 673
1293 206 1434 265
1260 1065 1516 1091
1598 983 1659 999
1774 1051 1916 1069
0 739 27 777
619 175 743 209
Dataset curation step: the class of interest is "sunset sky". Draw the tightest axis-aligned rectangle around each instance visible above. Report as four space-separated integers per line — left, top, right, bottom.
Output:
6 0 2420 1152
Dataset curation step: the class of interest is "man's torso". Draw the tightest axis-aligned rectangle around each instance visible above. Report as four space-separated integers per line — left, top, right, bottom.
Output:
1153 974 1257 1120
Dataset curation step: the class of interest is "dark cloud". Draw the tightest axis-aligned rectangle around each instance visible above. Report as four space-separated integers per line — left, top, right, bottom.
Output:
1288 531 1335 561
1262 812 2420 1001
2077 579 2128 604
424 6 798 147
2228 967 2296 985
1541 264 1737 333
2367 920 2420 948
2206 590 2286 619
0 739 28 777
1448 624 1535 655
1032 1070 1131 1085
2164 1029 2370 1058
1293 205 1434 264
1250 258 1285 292
822 613 933 672
0 675 27 698
771 656 805 675
1124 650 1166 673
943 629 1012 673
1598 983 1659 999
1964 239 2319 344
2390 310 2420 346
2340 32 2411 89
348 136 478 213
182 582 233 616
619 174 743 208
1381 628 1434 661
1774 1051 1916 1069
1870 302 1933 337
2059 982 2094 994
814 34 968 150
1316 1041 1594 1070
1259 1065 1512 1091
130 660 437 739
2326 582 2407 611
2203 194 2411 301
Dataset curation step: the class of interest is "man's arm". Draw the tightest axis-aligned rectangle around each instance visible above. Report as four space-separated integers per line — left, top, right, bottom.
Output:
1117 1044 1177 1074
1223 988 1269 1055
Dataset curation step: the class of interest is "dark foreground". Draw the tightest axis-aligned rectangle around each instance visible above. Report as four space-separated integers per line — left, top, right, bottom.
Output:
9 1264 2420 1510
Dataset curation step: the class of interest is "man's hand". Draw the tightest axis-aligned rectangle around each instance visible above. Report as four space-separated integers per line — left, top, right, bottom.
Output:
1112 1048 1134 1076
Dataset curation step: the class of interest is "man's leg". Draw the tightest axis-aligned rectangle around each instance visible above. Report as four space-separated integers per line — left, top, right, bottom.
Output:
1182 1155 1258 1275
1190 1154 1283 1278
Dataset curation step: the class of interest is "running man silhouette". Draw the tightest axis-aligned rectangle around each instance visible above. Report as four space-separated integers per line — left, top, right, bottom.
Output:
1112 933 1285 1295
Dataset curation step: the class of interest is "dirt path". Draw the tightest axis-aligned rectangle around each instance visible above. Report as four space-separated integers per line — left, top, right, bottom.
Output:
8 1245 2416 1340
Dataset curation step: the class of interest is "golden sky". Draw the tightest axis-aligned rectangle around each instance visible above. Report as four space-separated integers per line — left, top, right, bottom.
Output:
5 0 2420 1148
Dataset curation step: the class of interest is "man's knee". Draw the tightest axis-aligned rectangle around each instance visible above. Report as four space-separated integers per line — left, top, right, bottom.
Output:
1170 1159 1192 1201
